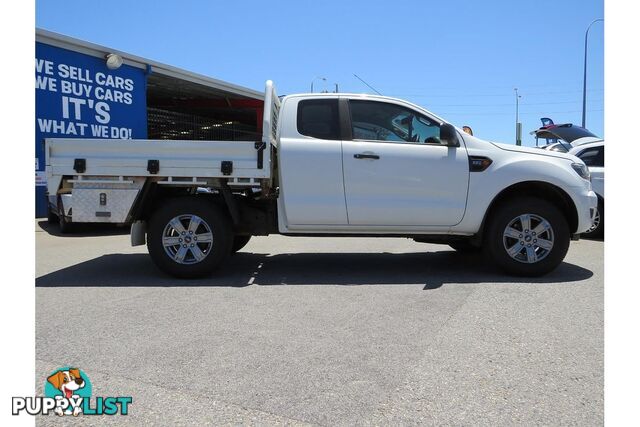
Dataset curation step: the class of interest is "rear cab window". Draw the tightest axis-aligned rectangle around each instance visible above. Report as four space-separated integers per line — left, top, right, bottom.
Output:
297 99 340 140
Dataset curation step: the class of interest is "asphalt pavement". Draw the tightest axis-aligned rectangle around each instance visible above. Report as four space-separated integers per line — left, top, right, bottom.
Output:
35 220 603 426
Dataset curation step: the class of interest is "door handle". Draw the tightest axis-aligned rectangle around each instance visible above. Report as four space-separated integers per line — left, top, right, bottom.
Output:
354 153 380 160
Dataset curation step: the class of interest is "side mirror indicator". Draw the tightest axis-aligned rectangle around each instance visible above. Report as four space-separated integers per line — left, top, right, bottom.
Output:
469 156 493 172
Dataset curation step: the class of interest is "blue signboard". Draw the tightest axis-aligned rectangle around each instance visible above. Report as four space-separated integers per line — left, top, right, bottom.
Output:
35 42 147 217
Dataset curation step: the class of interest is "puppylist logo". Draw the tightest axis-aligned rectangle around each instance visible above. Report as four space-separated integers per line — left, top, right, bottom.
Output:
12 367 132 417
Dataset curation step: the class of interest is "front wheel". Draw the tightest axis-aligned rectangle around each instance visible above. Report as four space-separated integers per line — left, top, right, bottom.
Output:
147 198 234 278
484 197 570 276
582 199 604 239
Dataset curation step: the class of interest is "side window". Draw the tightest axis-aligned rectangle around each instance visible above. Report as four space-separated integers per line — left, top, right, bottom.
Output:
297 99 340 140
578 146 604 167
350 100 441 144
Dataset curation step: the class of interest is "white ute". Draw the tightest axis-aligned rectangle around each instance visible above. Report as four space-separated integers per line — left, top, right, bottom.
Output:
46 81 598 277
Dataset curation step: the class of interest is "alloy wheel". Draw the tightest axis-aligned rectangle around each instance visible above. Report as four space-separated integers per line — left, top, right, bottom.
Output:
502 213 554 264
162 214 214 264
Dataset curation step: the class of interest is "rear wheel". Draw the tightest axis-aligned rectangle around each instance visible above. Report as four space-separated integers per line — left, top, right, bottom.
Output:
47 208 58 224
147 198 233 278
232 235 252 253
57 198 73 234
484 197 570 276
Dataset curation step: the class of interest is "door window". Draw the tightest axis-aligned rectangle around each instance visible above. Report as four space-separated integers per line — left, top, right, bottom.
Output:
577 146 604 167
350 100 441 144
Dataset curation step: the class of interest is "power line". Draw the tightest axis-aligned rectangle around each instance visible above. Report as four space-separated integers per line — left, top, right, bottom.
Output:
390 81 604 92
439 108 604 117
422 99 604 108
389 88 604 99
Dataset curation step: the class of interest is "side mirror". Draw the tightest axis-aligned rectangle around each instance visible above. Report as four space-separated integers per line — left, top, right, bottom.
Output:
440 123 460 147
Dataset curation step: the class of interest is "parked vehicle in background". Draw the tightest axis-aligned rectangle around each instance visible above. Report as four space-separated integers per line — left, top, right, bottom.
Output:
45 81 597 278
570 140 604 238
540 141 573 152
532 122 601 153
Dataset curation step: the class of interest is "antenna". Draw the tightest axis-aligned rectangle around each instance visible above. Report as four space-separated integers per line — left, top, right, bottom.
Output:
353 74 382 95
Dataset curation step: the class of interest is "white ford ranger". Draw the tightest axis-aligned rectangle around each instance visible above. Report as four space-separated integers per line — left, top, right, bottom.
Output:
46 81 597 278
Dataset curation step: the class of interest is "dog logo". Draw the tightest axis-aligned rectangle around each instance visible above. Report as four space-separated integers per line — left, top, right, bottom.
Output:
12 366 131 417
44 367 92 416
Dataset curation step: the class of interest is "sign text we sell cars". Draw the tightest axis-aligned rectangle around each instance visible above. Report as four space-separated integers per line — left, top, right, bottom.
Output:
35 43 146 140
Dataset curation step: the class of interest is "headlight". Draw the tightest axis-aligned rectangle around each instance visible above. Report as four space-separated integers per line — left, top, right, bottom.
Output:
571 162 591 180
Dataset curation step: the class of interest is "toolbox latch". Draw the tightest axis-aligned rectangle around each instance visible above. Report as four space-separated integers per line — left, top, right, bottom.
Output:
255 141 266 169
147 160 160 174
221 161 233 176
73 158 86 173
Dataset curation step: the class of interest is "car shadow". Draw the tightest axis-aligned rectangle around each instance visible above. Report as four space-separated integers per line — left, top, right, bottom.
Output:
35 250 593 290
36 220 130 237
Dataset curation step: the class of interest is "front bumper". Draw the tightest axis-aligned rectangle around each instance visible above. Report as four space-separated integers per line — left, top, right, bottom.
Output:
573 188 598 234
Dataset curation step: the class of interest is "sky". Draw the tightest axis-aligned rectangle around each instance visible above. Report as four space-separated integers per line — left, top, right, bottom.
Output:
36 0 604 146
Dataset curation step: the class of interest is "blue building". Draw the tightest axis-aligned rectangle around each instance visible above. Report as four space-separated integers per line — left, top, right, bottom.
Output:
36 29 264 217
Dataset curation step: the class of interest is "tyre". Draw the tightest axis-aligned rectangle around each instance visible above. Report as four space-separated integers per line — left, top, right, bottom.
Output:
58 214 72 233
47 208 58 224
57 199 73 234
232 235 252 253
449 240 481 253
147 198 234 278
484 197 570 276
582 198 604 239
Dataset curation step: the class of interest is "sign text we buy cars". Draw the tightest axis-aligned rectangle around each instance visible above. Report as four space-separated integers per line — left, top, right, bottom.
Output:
35 42 147 142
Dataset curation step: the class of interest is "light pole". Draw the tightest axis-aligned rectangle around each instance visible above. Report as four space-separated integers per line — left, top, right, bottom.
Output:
582 18 603 128
310 76 326 93
514 88 522 145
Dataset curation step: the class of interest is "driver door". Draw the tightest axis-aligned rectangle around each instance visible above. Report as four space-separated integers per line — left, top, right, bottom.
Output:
341 99 469 227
